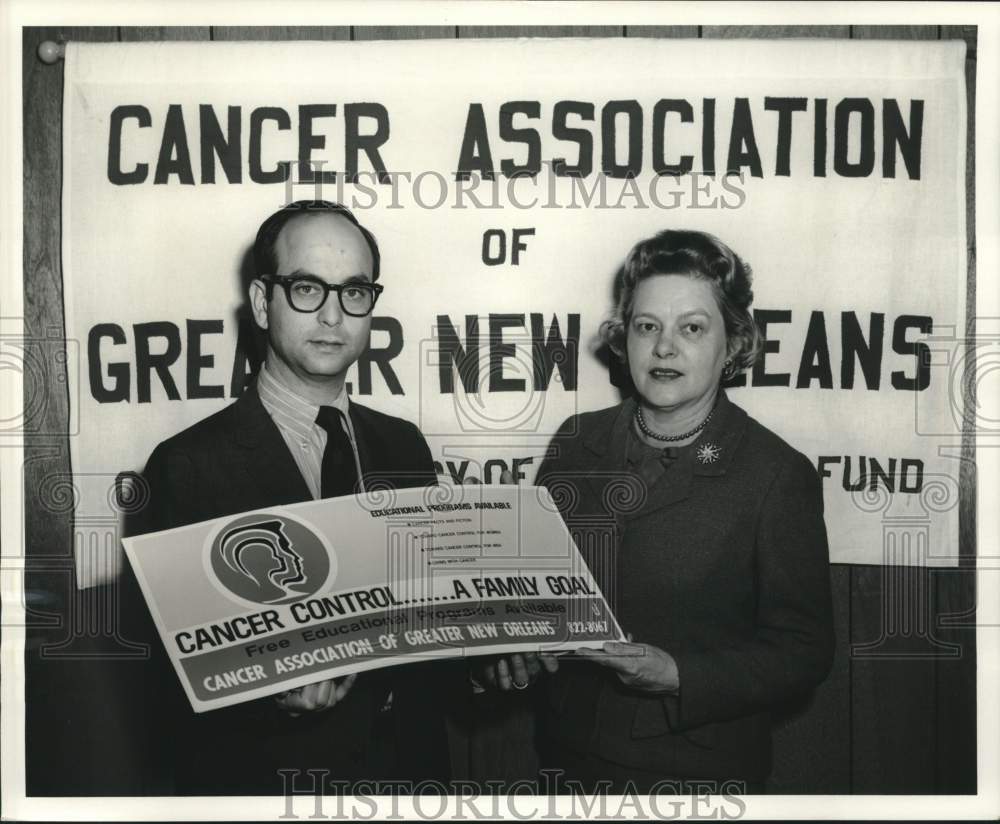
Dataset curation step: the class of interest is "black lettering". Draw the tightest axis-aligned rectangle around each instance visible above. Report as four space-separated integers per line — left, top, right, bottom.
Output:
438 315 480 393
482 229 506 265
88 324 130 403
108 105 151 185
456 104 495 181
841 311 884 390
134 322 182 403
511 456 533 482
298 104 338 183
552 101 594 177
814 98 827 177
834 98 875 178
843 456 867 492
489 314 526 392
601 100 643 178
154 104 195 185
899 459 924 492
186 319 225 399
199 105 241 184
796 310 833 389
249 107 291 184
702 98 716 177
444 460 470 484
817 455 841 480
652 99 694 177
868 456 896 492
345 103 390 184
764 97 808 176
530 313 579 391
751 309 791 387
726 98 763 177
499 101 541 178
891 315 932 391
356 316 403 395
511 228 534 265
882 99 923 180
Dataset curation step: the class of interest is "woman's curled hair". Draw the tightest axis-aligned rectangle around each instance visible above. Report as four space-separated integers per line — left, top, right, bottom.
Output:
600 229 762 375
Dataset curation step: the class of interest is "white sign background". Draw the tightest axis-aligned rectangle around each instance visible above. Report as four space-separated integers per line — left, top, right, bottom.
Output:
62 38 968 584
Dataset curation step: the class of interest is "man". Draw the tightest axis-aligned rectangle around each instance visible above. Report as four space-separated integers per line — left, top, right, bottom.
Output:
123 200 452 795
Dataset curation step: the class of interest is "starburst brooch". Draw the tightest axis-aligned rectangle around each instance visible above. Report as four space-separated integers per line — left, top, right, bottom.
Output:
696 442 721 464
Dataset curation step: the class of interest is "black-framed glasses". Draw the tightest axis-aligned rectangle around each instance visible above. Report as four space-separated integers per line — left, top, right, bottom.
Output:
261 275 383 316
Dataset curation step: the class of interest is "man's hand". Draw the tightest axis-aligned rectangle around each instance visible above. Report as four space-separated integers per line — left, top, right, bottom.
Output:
471 652 559 691
576 641 679 694
274 674 357 716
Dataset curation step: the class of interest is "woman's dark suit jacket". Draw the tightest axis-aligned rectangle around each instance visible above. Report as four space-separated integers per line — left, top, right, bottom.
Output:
536 391 835 782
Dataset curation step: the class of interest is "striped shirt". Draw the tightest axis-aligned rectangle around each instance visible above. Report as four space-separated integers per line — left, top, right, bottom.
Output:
256 362 364 499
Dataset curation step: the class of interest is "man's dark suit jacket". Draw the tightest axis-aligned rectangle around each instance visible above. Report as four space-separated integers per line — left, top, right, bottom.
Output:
122 381 451 795
535 392 835 783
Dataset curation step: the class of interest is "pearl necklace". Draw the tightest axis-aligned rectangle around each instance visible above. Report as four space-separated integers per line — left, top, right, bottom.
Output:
634 404 714 443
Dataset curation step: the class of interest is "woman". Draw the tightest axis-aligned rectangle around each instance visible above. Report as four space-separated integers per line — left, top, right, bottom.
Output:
531 229 835 794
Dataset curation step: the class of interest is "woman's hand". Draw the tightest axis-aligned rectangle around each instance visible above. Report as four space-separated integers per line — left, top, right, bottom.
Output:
577 641 680 694
470 652 559 691
274 674 357 716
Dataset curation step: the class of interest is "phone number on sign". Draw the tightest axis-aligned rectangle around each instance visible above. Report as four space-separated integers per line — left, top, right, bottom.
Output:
567 621 609 635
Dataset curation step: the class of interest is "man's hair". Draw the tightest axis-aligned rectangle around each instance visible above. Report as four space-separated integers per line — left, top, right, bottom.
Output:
600 229 762 374
253 200 381 281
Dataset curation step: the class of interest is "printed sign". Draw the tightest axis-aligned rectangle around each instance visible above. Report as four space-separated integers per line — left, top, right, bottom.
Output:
123 485 625 712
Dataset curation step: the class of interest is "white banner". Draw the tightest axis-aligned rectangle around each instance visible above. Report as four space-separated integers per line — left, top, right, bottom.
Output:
63 38 968 583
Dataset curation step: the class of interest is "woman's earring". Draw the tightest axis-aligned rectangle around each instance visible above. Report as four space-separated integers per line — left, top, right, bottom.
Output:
723 358 736 379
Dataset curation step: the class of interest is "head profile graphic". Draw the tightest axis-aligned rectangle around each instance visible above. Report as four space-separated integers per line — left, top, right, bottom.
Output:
219 519 306 603
208 513 333 606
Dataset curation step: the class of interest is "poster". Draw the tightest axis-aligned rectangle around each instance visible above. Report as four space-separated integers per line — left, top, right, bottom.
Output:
61 36 967 583
124 485 623 712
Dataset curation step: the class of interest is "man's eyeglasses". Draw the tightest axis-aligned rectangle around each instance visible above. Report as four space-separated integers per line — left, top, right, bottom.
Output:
261 275 383 316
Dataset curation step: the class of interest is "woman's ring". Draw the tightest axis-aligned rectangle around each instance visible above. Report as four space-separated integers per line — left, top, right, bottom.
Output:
512 679 529 690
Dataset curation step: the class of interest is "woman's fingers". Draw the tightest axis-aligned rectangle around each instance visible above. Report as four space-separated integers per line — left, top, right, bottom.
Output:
577 642 642 674
578 642 679 692
495 657 513 690
521 652 543 679
508 654 531 687
604 641 643 657
473 653 557 691
575 645 614 665
469 659 492 688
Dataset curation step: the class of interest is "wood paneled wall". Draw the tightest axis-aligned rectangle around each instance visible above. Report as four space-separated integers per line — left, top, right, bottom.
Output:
22 24 977 795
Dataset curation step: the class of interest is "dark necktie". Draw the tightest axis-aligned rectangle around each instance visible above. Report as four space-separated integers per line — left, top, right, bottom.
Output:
315 406 359 498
